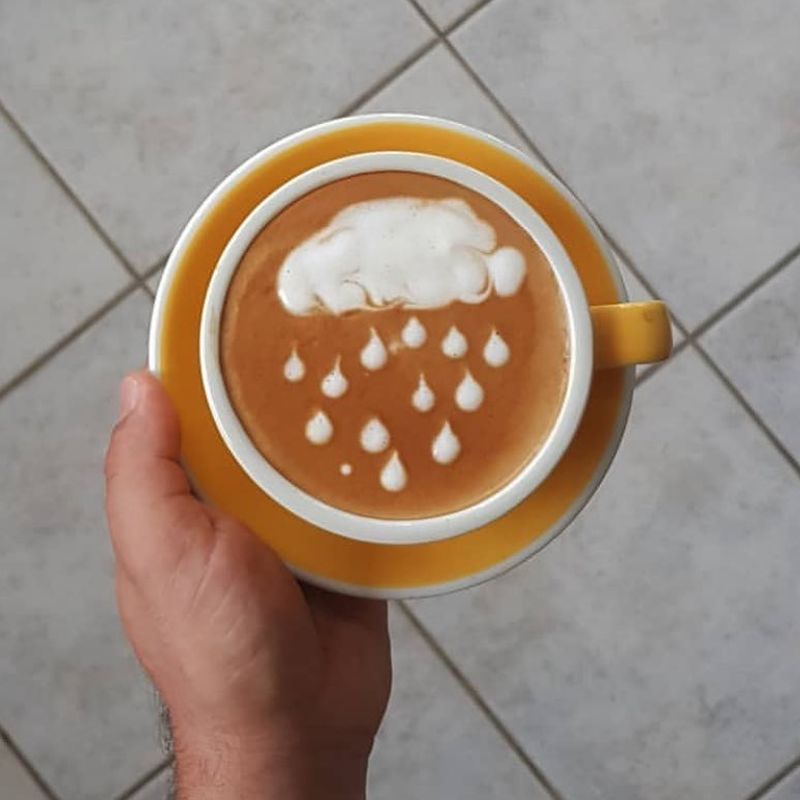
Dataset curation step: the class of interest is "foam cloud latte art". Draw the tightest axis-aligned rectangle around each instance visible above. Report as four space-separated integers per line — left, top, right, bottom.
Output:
276 196 526 315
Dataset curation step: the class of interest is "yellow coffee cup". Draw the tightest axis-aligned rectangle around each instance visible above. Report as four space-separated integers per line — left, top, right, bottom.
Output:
150 114 673 596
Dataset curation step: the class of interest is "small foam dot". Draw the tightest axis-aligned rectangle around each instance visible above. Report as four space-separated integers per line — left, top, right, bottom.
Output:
340 463 353 476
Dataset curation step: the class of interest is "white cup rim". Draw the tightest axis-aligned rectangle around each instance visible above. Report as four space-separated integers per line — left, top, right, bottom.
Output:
199 151 593 545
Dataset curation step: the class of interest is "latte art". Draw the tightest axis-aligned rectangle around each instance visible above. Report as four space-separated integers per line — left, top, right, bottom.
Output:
220 171 568 519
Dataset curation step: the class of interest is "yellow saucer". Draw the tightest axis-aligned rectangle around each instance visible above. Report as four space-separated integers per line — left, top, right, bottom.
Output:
149 115 632 598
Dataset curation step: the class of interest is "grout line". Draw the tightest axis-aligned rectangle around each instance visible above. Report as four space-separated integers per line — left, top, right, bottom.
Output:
592 224 692 339
337 38 439 117
397 601 566 800
0 100 150 286
635 337 691 387
405 0 444 29
744 752 800 800
0 281 146 402
691 339 800 478
690 241 800 341
0 726 61 800
143 255 168 280
443 41 566 177
140 254 169 300
0 257 162 400
113 758 172 800
407 0 558 172
340 0 497 118
442 0 495 35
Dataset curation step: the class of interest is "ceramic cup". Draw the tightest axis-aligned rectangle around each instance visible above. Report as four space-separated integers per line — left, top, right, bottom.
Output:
197 149 671 546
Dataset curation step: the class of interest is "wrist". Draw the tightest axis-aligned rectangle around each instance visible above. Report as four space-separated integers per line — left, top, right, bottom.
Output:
171 722 370 800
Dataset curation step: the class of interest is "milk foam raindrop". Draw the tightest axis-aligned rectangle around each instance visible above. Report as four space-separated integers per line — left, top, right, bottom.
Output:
454 370 484 412
359 417 391 453
380 451 407 492
483 328 510 367
401 316 427 348
320 356 348 398
360 328 388 370
441 326 468 359
432 421 461 465
305 410 333 445
411 374 435 413
283 346 305 382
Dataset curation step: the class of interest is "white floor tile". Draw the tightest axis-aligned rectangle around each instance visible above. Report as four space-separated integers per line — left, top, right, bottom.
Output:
703 257 800 464
369 606 551 800
0 116 129 387
129 768 171 800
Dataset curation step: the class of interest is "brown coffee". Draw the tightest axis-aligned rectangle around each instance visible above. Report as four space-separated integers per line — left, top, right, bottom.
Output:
220 171 568 519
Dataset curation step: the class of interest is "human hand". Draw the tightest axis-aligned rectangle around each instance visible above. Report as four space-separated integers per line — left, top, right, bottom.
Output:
105 371 391 800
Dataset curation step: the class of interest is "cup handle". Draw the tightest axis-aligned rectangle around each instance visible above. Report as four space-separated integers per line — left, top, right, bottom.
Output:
590 302 673 369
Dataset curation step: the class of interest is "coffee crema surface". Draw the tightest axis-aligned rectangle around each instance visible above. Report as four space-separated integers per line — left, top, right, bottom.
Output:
220 171 568 519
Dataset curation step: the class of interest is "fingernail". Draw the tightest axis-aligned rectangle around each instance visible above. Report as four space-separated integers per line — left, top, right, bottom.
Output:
119 376 141 419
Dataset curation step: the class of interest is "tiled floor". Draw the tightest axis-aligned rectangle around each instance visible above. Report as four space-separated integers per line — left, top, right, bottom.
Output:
1 1 798 798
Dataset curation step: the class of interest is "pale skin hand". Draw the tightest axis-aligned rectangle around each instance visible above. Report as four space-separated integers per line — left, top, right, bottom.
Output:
104 371 392 800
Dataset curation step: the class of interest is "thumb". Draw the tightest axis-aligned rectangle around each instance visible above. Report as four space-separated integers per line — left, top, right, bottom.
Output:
105 370 212 584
